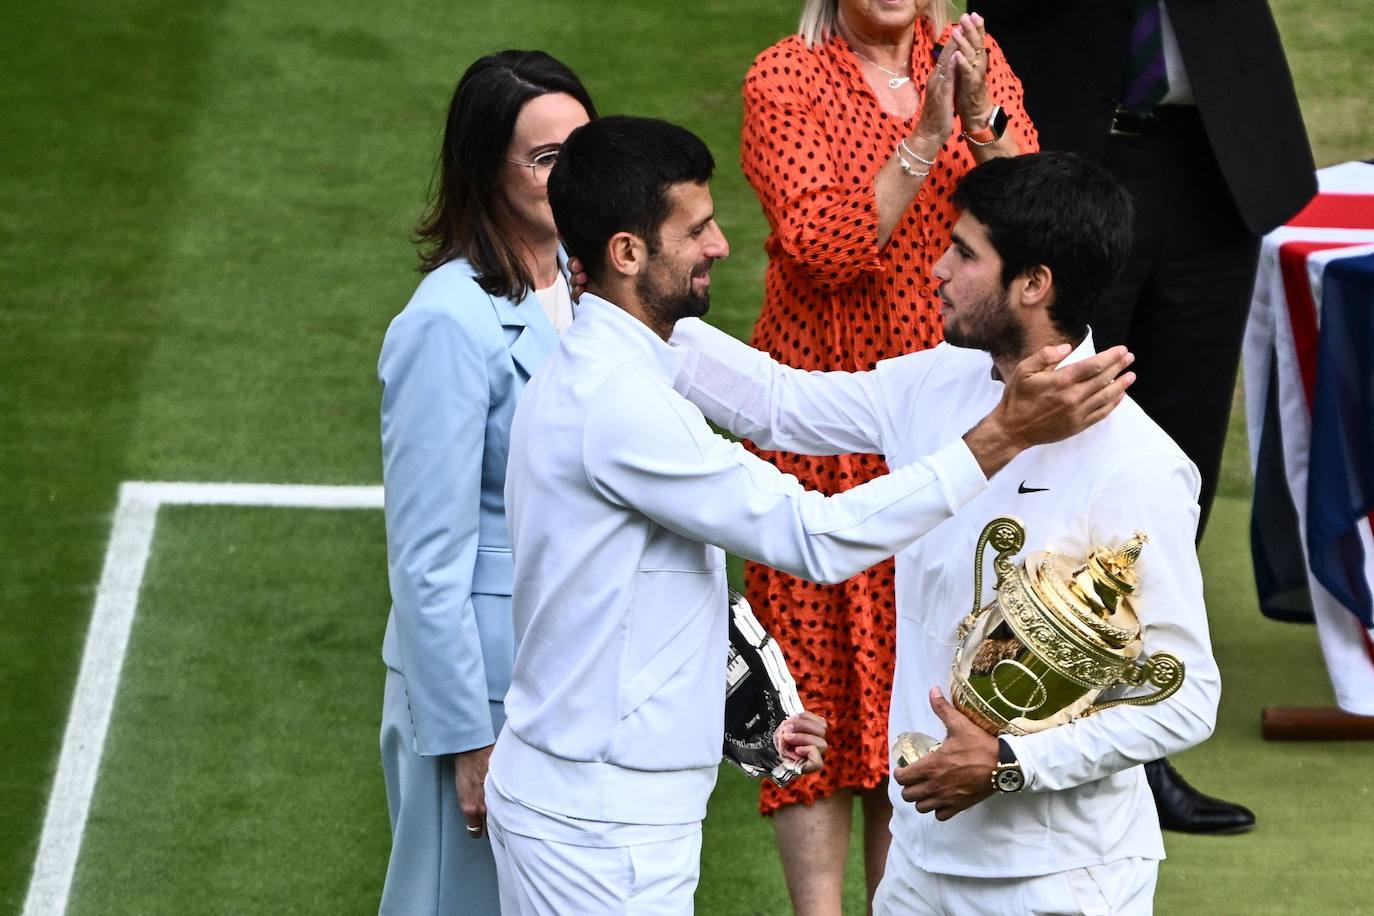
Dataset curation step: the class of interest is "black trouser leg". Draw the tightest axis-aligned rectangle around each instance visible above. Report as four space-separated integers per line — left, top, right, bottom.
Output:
1093 119 1261 540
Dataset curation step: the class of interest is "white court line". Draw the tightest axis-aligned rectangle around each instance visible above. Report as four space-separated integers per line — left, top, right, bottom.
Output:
22 481 384 916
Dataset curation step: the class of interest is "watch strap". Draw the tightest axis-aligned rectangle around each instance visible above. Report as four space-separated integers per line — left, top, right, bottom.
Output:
997 737 1016 765
962 106 1005 146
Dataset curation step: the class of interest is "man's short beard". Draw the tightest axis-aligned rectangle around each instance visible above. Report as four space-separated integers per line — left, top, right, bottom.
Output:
635 265 710 327
943 289 1025 365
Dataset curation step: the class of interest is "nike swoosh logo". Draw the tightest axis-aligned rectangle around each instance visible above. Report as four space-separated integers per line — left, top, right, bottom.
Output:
1018 482 1050 494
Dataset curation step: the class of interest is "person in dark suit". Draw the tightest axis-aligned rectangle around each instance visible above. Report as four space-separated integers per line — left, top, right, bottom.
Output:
967 0 1317 835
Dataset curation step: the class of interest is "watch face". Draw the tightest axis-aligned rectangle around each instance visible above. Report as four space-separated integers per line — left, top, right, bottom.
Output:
990 106 1009 138
995 767 1024 793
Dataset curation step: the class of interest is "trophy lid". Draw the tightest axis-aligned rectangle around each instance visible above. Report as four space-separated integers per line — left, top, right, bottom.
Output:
1020 532 1149 653
1084 532 1148 605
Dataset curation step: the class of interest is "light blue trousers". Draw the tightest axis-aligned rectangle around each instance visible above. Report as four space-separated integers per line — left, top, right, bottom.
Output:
379 667 504 916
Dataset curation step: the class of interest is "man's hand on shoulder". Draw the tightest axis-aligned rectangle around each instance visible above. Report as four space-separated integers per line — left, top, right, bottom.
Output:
964 344 1134 477
568 256 588 301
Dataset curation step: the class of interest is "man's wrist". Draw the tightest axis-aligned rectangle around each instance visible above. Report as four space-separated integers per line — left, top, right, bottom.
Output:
962 408 1024 478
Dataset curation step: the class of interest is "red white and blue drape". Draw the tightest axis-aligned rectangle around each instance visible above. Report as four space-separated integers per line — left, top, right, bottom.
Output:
1244 161 1374 714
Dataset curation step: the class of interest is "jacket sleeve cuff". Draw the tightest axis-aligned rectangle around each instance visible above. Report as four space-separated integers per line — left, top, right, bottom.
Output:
925 438 988 513
414 720 498 758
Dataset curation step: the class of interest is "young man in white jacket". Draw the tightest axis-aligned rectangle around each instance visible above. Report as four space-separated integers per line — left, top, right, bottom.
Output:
486 118 1135 914
671 151 1220 914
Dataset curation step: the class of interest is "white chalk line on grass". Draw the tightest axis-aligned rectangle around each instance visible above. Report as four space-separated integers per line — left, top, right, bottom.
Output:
22 481 384 916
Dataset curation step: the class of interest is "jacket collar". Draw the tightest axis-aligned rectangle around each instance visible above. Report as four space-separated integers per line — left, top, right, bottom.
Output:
489 256 566 377
576 293 689 380
986 330 1096 381
1060 329 1097 367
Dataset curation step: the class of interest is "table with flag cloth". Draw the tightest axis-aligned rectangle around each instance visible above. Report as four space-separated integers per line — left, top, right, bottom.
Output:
1243 160 1374 722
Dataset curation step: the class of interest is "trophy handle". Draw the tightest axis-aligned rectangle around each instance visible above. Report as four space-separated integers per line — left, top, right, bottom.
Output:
960 516 1026 640
970 517 1026 614
1084 652 1186 716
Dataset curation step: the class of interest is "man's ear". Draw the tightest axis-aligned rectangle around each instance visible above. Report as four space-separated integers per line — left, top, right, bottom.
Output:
1016 263 1054 309
606 231 647 278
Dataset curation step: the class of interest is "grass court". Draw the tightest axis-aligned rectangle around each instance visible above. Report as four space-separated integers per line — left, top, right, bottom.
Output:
2 0 1373 912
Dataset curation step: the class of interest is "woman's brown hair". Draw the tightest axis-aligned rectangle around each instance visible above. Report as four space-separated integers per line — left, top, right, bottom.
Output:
416 50 597 300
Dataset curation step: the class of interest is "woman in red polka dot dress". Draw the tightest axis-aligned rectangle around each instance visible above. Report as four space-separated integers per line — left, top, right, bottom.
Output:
739 0 1037 910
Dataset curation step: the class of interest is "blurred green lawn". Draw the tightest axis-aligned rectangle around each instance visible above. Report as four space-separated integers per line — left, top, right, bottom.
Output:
1 0 1371 913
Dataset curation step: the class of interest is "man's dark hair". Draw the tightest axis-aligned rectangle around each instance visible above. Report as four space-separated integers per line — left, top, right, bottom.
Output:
951 152 1134 338
416 50 597 298
547 116 715 281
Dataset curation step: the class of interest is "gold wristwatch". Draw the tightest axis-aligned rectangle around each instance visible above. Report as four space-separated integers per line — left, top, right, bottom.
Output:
991 737 1025 793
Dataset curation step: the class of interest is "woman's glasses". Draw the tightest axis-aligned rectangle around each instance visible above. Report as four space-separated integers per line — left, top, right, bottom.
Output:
508 149 560 182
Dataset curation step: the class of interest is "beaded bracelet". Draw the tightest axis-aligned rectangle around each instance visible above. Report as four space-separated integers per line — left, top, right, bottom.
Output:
899 138 936 166
896 151 929 179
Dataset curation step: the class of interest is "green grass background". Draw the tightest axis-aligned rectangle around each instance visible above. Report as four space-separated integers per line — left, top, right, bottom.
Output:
1 0 1371 913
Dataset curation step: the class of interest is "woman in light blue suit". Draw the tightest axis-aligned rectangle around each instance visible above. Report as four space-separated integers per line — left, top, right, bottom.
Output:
376 51 596 916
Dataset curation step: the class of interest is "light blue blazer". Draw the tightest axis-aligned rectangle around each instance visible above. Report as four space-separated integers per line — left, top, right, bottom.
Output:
379 257 558 756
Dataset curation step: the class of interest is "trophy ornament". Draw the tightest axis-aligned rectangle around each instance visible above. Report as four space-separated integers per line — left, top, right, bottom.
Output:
893 516 1186 769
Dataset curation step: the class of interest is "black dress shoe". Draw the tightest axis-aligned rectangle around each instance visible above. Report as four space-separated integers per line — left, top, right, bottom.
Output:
1145 758 1256 835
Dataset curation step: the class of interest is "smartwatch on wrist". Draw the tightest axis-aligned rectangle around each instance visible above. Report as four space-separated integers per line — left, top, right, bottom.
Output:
991 737 1025 793
962 105 1007 146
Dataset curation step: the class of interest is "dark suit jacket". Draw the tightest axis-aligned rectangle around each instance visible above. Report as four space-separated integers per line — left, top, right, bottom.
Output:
970 0 1316 235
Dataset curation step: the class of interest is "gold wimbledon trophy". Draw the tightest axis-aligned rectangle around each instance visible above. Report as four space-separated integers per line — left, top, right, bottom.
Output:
892 516 1185 767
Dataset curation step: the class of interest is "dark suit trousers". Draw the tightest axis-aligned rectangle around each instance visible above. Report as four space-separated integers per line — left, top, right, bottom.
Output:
1090 112 1262 538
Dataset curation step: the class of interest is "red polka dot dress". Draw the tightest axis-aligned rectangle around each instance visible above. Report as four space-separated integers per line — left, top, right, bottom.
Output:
740 21 1037 814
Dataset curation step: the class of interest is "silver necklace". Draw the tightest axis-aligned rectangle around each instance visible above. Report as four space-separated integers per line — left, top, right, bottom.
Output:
851 47 911 89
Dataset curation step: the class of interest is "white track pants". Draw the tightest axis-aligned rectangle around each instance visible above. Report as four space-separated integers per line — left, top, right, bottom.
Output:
874 855 1158 915
487 803 701 915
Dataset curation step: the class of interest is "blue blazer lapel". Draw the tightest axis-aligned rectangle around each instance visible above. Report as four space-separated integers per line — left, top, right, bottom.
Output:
492 289 557 379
